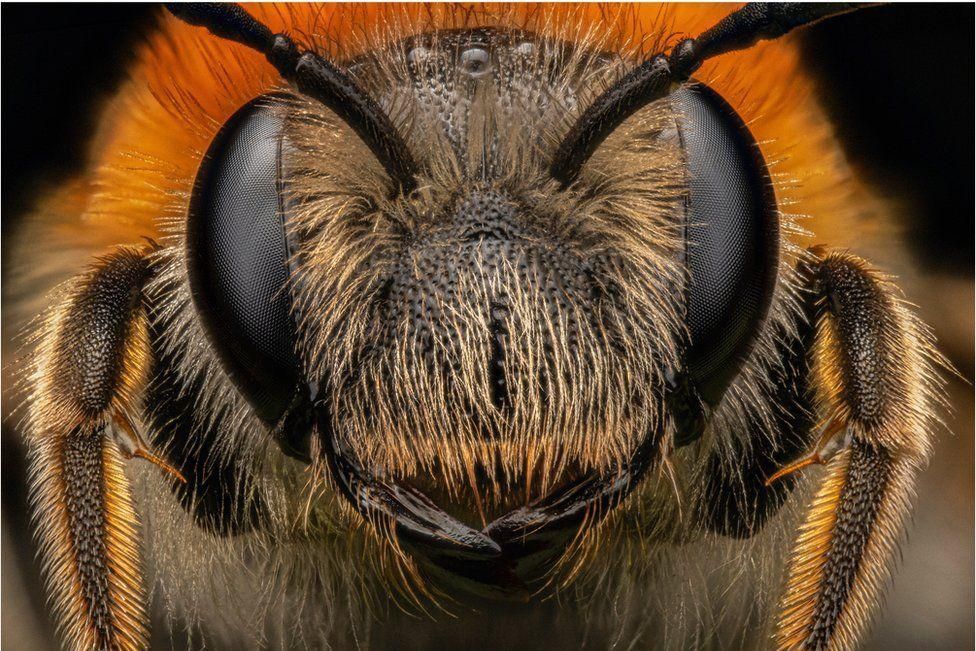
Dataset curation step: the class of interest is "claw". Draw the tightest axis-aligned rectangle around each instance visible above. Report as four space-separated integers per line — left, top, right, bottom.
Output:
112 411 187 483
765 415 849 487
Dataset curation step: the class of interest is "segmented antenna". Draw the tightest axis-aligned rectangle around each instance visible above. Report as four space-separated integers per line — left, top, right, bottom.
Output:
550 3 873 187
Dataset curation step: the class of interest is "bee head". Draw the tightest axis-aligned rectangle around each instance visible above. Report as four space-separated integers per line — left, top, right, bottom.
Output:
177 6 780 597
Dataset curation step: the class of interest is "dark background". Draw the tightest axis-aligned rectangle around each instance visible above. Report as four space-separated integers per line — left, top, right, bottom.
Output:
3 4 973 650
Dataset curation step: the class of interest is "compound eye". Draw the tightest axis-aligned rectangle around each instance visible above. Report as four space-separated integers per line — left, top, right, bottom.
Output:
187 95 301 423
672 82 779 405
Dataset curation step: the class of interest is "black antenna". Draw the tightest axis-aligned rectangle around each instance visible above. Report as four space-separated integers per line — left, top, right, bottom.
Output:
167 3 419 194
550 3 874 187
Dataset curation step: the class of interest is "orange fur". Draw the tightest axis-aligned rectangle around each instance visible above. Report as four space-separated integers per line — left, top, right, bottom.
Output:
10 3 887 272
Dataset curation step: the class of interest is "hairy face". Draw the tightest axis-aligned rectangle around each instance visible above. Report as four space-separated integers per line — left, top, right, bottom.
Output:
274 27 689 588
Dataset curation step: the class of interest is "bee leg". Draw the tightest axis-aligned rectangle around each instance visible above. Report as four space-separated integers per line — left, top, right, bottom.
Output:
26 246 165 651
697 309 817 538
773 251 944 651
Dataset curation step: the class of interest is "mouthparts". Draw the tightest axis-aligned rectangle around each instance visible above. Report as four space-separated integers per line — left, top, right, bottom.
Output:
315 405 663 599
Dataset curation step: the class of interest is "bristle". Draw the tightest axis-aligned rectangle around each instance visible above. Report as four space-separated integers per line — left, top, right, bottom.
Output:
775 450 850 649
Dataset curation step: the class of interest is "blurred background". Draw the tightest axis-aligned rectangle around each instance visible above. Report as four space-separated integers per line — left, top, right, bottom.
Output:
2 4 973 650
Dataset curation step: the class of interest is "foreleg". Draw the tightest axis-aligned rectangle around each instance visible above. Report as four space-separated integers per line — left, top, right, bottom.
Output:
773 251 946 650
26 246 176 651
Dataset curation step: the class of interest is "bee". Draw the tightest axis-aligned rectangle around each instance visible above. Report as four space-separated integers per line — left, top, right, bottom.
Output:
7 3 950 650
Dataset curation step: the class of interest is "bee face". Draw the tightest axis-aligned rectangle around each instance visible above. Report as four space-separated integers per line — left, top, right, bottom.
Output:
183 25 779 594
15 5 949 649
